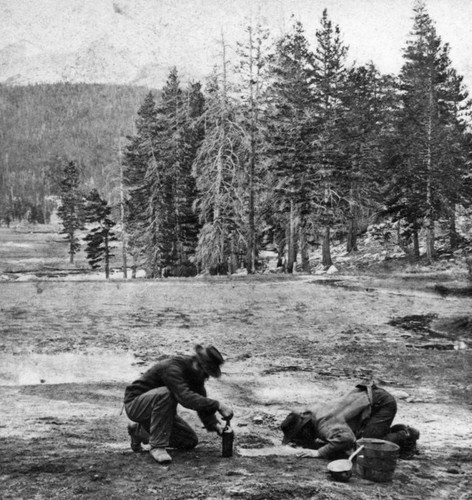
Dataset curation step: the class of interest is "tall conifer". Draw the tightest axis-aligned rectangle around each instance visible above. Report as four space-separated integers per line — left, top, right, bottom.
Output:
193 38 246 274
124 91 158 276
266 19 315 273
57 160 85 264
84 189 116 278
310 9 348 267
394 0 470 260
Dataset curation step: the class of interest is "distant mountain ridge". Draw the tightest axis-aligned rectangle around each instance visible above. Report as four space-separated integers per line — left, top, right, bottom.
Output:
0 0 222 87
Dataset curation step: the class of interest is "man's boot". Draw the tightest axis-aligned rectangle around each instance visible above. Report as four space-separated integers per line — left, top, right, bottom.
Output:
400 426 420 459
150 447 172 464
127 423 143 452
390 424 420 459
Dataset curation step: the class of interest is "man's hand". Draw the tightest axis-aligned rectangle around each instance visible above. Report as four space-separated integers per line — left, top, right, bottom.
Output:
296 449 320 459
214 422 225 435
218 402 233 421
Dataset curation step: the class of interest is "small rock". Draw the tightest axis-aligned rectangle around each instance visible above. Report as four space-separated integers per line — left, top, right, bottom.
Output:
253 416 264 424
227 469 252 476
391 390 410 399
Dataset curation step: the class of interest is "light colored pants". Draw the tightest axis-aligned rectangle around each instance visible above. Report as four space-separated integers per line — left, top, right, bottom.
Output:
125 387 198 449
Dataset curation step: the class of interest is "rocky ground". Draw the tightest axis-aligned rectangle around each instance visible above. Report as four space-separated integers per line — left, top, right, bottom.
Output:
0 225 471 500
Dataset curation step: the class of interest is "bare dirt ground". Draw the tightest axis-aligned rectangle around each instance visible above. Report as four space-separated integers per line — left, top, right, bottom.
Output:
0 227 471 500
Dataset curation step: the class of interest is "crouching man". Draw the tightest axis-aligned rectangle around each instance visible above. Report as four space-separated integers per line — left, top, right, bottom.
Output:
281 382 419 460
124 344 233 464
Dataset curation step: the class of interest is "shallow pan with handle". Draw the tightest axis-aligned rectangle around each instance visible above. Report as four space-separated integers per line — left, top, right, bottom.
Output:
327 445 365 482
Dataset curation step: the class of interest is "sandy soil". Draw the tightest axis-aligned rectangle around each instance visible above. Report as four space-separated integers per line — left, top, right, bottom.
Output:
0 272 471 500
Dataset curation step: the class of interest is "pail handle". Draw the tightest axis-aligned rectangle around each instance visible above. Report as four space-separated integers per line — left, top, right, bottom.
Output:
348 445 364 462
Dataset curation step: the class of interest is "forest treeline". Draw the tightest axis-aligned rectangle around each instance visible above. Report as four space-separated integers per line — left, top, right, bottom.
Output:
0 82 149 223
2 2 472 277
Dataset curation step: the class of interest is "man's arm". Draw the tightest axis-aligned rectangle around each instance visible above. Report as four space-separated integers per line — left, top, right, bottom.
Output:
298 424 356 459
315 424 356 458
163 363 220 414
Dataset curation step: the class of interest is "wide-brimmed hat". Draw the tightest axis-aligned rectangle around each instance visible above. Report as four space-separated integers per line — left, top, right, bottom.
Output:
281 411 311 444
195 344 224 378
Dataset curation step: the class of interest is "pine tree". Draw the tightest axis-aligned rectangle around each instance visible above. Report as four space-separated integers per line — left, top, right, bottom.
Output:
124 73 204 278
142 69 203 277
309 9 348 267
175 82 204 269
265 19 315 273
123 91 158 276
237 23 271 273
83 189 117 278
434 68 472 248
57 160 85 263
395 0 470 261
340 65 398 252
193 38 247 275
145 69 181 276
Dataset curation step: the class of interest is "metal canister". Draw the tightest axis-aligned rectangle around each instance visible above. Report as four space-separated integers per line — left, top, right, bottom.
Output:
222 423 234 457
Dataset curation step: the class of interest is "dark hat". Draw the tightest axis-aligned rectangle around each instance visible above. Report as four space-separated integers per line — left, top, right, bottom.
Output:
195 344 224 378
280 411 311 444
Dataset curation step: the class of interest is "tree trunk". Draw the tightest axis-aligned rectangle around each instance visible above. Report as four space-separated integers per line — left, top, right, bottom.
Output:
246 26 257 275
449 203 460 249
229 234 238 274
425 76 435 262
131 253 137 279
287 199 296 273
119 146 128 278
105 233 110 279
69 231 74 264
299 221 311 273
276 238 285 270
346 182 358 253
322 225 332 268
346 216 358 253
412 226 420 259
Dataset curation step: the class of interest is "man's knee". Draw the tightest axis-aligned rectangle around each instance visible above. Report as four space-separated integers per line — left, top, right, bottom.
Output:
149 387 177 407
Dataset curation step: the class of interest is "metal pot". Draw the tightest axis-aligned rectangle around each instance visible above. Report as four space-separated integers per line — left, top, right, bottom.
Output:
327 445 365 482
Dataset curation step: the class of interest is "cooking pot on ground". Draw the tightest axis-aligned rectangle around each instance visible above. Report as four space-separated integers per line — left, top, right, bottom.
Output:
327 445 365 482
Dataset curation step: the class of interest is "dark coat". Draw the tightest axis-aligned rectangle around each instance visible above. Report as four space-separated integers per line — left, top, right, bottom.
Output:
124 355 219 429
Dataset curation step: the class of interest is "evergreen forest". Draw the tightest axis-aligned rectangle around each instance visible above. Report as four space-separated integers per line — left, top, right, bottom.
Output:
2 2 472 277
0 82 149 223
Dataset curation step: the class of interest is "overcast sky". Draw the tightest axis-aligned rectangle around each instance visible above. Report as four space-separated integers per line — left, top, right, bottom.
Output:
2 0 472 91
245 0 472 89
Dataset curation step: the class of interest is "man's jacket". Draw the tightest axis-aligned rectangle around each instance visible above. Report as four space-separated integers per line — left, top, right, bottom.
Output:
124 355 219 429
304 385 374 458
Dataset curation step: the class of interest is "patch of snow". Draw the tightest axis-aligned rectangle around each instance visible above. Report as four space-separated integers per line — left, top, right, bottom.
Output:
259 250 278 259
2 242 34 248
15 274 38 281
234 268 248 275
135 269 146 278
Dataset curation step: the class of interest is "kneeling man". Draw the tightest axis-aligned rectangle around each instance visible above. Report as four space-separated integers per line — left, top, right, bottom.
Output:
281 382 419 460
124 344 233 464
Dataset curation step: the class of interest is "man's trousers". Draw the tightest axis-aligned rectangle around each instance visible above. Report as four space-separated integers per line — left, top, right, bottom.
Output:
125 387 198 449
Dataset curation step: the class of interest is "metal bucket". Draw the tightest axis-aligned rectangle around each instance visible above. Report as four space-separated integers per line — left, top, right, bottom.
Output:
356 438 400 483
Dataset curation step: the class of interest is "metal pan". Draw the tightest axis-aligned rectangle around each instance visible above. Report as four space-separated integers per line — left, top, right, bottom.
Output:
327 445 365 482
